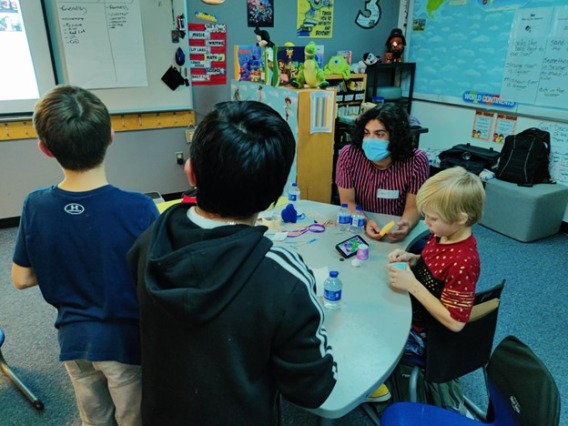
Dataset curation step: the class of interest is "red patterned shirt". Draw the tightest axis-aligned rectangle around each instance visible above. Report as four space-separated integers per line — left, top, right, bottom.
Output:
335 145 430 215
411 234 480 330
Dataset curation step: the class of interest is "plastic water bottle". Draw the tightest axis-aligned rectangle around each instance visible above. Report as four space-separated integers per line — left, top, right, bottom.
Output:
351 205 366 233
323 271 342 310
287 182 300 205
337 203 352 231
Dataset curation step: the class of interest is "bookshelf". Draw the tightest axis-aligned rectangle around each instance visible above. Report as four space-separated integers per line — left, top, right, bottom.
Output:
325 73 367 117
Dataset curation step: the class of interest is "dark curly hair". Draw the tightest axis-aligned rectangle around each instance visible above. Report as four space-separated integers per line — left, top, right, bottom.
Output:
350 103 414 161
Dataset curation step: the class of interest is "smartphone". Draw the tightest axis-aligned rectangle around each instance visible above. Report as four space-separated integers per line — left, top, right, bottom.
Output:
335 235 368 258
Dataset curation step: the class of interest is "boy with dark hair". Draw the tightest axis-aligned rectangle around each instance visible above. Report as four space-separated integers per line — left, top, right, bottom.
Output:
12 85 159 425
128 101 337 425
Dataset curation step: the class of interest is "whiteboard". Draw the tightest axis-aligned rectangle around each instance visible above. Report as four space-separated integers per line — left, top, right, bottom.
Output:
44 0 193 113
406 0 567 121
501 6 568 109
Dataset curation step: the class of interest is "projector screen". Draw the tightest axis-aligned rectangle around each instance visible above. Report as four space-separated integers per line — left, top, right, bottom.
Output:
0 0 57 116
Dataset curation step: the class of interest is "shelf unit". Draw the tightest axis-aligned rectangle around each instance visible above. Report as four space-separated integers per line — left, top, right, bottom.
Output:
365 62 416 114
295 88 336 203
325 73 367 117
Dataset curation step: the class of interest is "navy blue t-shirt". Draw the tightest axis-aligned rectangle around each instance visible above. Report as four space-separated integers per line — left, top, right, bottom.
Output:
13 185 159 364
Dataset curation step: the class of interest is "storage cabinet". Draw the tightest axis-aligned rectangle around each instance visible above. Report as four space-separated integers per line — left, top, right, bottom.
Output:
295 88 335 203
325 73 367 117
365 62 416 114
230 80 335 203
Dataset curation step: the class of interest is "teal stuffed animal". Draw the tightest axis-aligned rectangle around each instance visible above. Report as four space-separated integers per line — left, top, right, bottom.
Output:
324 55 351 79
292 41 329 89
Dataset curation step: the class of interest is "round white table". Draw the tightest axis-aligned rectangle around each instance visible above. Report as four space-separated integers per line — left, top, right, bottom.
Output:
265 200 429 423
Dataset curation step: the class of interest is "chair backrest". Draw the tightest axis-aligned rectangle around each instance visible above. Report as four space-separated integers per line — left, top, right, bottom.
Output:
486 335 560 426
424 280 505 383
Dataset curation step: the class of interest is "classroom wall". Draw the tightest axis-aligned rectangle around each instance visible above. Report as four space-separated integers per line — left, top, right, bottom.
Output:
0 128 189 219
188 1 400 120
0 2 403 220
412 99 568 222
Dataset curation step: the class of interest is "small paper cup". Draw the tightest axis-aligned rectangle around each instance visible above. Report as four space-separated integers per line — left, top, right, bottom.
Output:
391 262 407 270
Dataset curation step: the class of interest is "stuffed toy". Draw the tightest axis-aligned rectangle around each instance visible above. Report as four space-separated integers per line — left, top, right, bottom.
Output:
385 28 406 63
324 55 351 79
291 41 329 89
254 26 278 86
350 52 380 74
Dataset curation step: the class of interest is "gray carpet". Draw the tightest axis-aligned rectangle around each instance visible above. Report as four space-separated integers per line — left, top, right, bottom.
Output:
1 224 566 425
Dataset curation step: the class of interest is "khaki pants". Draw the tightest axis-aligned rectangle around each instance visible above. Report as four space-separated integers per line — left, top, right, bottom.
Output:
64 360 141 426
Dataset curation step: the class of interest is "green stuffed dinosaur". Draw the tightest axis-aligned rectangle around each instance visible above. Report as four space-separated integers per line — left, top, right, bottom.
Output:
292 41 329 89
324 55 351 79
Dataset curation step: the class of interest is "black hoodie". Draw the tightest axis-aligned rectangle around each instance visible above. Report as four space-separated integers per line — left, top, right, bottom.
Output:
128 203 337 425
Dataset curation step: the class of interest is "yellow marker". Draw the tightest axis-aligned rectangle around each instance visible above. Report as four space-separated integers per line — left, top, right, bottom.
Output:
379 220 397 237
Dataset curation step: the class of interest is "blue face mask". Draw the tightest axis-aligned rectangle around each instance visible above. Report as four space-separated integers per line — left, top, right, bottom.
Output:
362 138 390 162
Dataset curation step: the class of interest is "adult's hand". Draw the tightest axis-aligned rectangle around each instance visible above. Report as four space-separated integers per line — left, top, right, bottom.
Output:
365 219 383 241
385 219 410 243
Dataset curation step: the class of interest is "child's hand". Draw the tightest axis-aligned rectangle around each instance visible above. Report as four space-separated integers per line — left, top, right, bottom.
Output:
388 249 410 262
388 264 417 293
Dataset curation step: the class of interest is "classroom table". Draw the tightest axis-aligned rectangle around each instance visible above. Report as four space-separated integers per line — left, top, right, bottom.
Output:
264 200 429 424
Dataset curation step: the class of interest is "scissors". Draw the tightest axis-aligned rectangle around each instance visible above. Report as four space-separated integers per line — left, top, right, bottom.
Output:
287 223 326 238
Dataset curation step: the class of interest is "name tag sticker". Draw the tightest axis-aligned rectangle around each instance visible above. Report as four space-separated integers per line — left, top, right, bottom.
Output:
377 189 399 199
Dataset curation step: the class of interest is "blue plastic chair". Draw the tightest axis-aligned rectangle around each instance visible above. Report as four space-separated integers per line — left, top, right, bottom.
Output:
381 335 560 426
0 328 44 410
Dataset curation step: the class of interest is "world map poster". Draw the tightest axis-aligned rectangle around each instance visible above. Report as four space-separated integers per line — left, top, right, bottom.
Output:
407 0 566 108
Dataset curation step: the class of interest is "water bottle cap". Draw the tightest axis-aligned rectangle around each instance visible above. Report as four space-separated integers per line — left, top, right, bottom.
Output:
329 271 339 278
292 182 297 187
341 203 348 208
355 205 362 211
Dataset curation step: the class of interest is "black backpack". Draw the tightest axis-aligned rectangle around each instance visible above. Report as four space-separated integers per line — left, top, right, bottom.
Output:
438 143 500 175
495 128 553 187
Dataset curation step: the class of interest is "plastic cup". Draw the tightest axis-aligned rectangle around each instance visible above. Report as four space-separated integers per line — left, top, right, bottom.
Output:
356 244 369 261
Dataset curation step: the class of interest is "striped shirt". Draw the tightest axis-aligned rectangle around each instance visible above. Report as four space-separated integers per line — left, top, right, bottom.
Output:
336 144 430 215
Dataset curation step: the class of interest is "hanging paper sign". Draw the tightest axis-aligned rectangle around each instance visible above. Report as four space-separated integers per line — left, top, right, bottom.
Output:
188 22 227 85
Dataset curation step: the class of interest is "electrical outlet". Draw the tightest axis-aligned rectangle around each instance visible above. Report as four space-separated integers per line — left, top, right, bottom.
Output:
175 152 184 165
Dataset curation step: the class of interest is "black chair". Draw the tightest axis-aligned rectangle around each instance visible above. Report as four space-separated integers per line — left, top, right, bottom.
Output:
0 327 44 410
380 335 561 425
405 280 505 417
361 281 505 424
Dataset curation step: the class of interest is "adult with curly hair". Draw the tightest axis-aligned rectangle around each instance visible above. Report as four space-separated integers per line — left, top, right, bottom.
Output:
335 103 430 243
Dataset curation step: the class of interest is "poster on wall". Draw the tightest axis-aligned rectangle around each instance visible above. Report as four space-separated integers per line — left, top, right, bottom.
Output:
296 0 333 38
188 22 227 86
471 110 494 141
247 0 274 27
407 0 567 111
492 113 517 143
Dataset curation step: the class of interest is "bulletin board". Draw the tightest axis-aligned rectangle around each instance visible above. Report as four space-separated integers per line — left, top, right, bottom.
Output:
43 0 193 114
407 0 567 121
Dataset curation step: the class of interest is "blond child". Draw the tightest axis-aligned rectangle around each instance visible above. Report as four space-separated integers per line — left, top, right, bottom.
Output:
387 166 485 412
